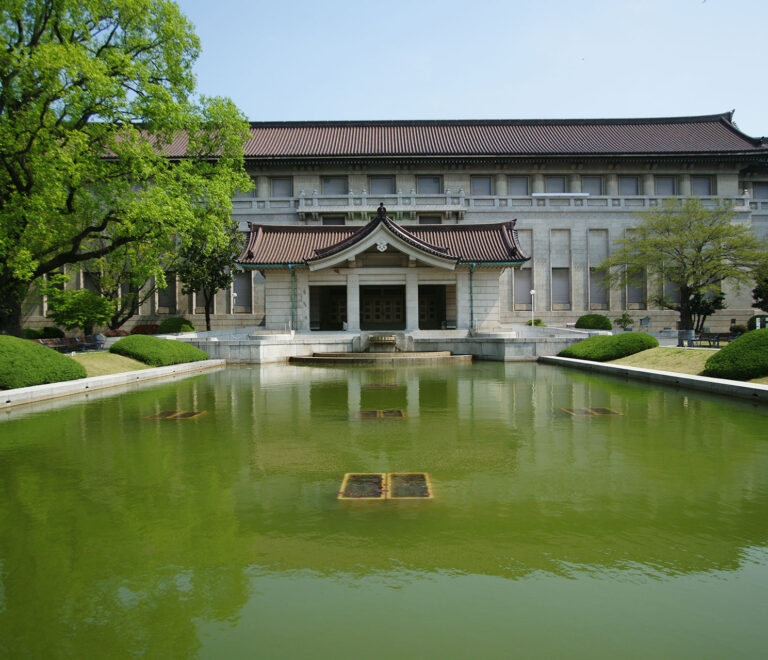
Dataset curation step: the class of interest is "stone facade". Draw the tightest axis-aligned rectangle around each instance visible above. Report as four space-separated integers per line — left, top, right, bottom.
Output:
20 114 768 333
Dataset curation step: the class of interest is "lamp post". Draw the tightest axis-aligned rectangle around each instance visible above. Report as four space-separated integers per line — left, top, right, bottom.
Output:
529 289 535 327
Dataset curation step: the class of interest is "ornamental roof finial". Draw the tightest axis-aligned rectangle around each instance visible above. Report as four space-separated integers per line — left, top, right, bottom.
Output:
377 202 387 218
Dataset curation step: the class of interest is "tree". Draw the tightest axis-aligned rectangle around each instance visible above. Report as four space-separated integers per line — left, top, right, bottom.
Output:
176 224 243 331
44 285 115 335
83 242 175 330
599 199 768 330
753 270 768 312
0 0 252 336
690 290 726 333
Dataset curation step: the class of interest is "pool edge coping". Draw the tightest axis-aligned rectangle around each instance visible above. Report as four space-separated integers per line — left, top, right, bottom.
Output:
1 359 227 409
538 356 768 403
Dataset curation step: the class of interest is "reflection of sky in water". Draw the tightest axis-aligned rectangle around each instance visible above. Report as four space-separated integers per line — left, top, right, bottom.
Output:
1 363 767 657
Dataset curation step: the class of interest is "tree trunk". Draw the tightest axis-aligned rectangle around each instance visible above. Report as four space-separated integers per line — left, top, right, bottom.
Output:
0 278 30 337
204 292 213 332
679 302 694 331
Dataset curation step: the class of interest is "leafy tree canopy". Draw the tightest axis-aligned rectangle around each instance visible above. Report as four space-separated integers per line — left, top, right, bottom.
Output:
599 199 768 330
0 0 252 335
753 270 768 312
176 223 243 331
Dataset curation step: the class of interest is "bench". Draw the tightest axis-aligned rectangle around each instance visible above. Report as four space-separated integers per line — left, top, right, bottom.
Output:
688 333 723 348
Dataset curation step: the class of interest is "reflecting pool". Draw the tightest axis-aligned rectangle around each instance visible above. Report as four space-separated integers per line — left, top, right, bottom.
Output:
1 363 767 658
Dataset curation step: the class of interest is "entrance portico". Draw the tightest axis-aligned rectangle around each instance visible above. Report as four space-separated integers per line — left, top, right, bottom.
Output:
237 205 529 335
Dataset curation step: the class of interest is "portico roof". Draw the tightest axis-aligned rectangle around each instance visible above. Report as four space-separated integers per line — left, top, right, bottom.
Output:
236 207 530 268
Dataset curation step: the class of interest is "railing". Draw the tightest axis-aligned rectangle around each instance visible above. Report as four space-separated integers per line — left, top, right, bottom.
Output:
230 192 753 214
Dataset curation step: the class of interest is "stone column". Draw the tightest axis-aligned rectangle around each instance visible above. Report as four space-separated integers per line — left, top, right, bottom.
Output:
679 174 691 196
405 270 419 331
346 271 360 331
256 175 270 198
456 269 470 330
532 174 545 194
642 174 655 196
568 174 581 193
606 174 619 196
494 173 507 196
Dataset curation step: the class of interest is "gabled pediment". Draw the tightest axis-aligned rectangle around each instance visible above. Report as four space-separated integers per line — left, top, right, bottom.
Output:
307 216 458 271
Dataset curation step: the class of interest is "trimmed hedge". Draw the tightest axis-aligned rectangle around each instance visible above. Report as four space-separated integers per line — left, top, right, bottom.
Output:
0 336 87 389
702 329 768 381
158 317 195 334
558 331 659 362
574 314 612 330
109 335 208 367
747 315 768 331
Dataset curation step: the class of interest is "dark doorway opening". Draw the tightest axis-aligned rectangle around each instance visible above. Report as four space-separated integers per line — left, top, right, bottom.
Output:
360 285 406 330
309 286 347 330
418 285 447 329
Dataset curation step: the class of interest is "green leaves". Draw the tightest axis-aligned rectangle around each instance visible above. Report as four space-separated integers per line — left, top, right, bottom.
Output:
0 0 250 334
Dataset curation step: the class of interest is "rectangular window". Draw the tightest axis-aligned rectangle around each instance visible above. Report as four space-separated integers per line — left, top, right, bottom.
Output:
754 182 768 199
470 176 492 195
627 271 646 309
654 176 676 196
417 176 441 194
418 215 442 225
545 176 566 193
691 176 713 196
552 268 571 307
157 273 176 313
508 176 529 195
589 267 608 308
232 271 252 314
619 176 639 195
582 176 603 195
271 177 292 197
322 177 348 195
322 216 346 226
513 269 533 309
369 176 395 195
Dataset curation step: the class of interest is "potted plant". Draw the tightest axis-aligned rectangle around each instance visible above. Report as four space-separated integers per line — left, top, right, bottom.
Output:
614 312 634 332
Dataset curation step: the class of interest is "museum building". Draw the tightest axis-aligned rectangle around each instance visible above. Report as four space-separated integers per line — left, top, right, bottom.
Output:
23 111 768 332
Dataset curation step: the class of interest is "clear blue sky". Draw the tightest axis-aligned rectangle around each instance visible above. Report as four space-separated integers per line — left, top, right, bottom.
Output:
175 0 767 138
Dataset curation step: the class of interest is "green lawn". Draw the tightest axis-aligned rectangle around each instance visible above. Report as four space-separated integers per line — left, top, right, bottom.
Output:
609 347 768 385
71 352 150 377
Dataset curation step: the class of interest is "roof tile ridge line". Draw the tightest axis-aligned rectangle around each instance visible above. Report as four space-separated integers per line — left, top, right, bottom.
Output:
311 215 383 257
382 216 450 253
717 113 766 147
504 220 531 261
245 113 734 129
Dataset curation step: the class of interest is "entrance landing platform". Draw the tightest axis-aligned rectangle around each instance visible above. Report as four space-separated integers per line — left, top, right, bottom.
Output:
290 351 472 366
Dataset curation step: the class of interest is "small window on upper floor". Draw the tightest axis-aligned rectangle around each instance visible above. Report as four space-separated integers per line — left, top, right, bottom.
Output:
654 176 676 196
753 182 768 199
691 176 713 196
322 177 348 195
508 176 529 196
619 176 639 196
271 177 292 198
369 176 395 195
418 215 442 225
545 176 566 193
471 176 493 195
322 216 346 226
582 176 603 195
417 176 442 194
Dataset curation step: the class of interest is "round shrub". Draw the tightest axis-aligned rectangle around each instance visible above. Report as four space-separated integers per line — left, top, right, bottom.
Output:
747 315 768 331
109 335 208 367
0 336 86 389
41 326 65 339
157 317 195 334
22 328 42 339
558 331 659 362
574 314 612 330
702 329 768 380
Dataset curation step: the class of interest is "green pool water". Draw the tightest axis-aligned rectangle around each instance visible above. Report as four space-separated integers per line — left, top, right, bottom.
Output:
1 363 767 659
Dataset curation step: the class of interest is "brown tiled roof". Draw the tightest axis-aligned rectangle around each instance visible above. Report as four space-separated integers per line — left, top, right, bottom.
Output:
162 113 766 159
237 217 529 266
